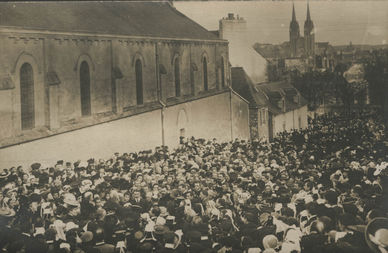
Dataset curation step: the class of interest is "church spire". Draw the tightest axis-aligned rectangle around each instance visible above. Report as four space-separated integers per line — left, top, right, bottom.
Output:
292 3 297 21
306 1 311 21
304 1 314 32
289 2 300 57
304 1 315 57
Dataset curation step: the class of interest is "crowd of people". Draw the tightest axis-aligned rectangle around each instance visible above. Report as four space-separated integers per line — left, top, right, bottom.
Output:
0 110 387 253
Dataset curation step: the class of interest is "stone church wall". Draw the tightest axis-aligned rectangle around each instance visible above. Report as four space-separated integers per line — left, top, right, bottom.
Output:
0 109 163 169
0 30 231 149
0 91 250 169
0 34 46 136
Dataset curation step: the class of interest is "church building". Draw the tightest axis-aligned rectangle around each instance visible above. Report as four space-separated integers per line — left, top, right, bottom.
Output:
289 2 315 59
0 2 250 167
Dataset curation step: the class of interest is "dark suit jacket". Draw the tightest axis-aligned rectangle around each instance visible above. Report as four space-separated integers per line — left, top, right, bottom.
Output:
94 242 115 253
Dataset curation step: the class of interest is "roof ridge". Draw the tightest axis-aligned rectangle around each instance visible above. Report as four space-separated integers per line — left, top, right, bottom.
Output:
0 1 222 41
167 2 220 41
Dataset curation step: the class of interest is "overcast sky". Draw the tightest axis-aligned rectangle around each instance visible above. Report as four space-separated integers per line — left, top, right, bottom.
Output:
174 1 388 46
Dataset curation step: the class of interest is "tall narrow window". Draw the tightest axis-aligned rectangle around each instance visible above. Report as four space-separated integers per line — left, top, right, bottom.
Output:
190 68 195 95
221 57 225 87
190 63 197 95
135 59 143 105
203 57 208 91
174 58 181 97
20 63 35 130
80 61 91 116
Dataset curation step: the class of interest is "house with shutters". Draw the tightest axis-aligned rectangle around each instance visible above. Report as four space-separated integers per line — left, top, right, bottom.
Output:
232 67 308 141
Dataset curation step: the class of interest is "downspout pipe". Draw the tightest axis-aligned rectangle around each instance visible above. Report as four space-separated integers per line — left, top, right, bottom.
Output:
229 87 233 141
155 42 165 147
160 101 166 148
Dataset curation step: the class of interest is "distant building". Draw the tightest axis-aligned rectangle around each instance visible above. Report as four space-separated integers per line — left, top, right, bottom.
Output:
315 42 336 71
255 3 336 72
304 3 315 58
285 58 308 73
332 42 387 65
289 2 315 59
336 42 357 64
232 67 308 141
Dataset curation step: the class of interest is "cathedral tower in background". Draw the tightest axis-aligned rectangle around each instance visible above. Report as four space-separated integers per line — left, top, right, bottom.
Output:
289 3 300 58
304 2 315 57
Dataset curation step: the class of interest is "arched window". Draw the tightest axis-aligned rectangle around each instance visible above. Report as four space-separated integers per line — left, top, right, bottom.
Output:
190 63 197 95
203 57 208 91
80 61 91 116
221 57 225 87
174 58 181 97
135 59 143 105
20 63 35 130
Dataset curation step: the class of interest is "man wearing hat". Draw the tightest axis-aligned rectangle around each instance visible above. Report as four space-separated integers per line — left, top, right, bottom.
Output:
79 231 96 253
130 190 148 212
93 227 115 253
62 193 81 223
157 231 186 253
365 217 388 253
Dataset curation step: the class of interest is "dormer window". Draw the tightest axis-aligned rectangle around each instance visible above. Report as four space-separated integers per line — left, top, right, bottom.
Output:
277 99 285 112
277 99 283 109
293 94 300 104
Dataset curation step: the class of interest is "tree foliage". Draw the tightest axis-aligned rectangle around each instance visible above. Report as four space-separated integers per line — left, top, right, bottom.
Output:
363 50 388 108
290 69 338 111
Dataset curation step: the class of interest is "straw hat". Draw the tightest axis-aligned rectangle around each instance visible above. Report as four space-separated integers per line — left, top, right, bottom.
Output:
365 217 388 253
63 193 80 207
0 207 15 217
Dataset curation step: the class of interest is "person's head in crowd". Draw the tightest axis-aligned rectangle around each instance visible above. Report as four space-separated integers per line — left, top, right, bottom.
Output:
325 190 339 206
262 235 278 250
93 227 105 244
0 111 386 253
365 217 388 253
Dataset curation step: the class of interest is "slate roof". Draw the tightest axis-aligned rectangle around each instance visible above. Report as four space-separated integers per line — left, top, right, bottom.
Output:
283 87 298 97
254 43 290 59
231 67 307 115
231 67 267 108
316 42 330 48
258 80 301 97
0 1 221 41
257 80 308 114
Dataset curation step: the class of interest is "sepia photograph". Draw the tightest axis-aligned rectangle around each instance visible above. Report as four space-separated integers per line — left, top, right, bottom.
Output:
0 0 387 252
